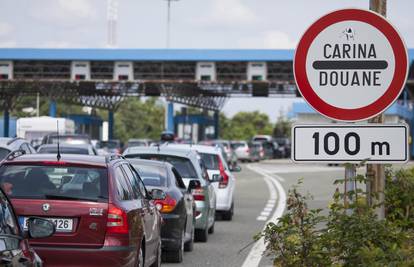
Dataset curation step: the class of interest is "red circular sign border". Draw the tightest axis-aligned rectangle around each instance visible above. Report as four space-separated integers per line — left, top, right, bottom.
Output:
294 8 408 121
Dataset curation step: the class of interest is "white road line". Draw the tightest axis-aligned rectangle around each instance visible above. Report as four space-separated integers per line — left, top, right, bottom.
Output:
255 175 277 221
242 164 287 267
256 216 267 221
260 211 271 216
263 207 273 212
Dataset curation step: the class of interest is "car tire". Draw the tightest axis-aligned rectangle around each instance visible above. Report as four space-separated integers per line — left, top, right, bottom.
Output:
208 221 215 234
222 202 234 221
162 231 184 263
195 227 208 242
136 246 144 267
184 225 194 252
150 241 161 267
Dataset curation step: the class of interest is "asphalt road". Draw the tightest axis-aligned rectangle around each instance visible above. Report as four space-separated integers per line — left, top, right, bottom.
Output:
163 164 271 267
163 160 413 267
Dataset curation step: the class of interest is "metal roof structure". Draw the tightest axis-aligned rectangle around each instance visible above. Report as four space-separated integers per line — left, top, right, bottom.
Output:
0 48 413 111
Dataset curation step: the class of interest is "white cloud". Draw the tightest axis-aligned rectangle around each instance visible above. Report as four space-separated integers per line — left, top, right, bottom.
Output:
263 31 297 49
237 30 297 49
0 22 13 37
57 0 97 19
0 40 17 48
197 0 257 27
30 0 98 27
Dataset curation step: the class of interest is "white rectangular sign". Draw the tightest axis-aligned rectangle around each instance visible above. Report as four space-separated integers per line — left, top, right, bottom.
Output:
292 124 408 163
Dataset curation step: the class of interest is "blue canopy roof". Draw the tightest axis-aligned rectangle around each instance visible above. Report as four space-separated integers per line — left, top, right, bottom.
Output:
0 48 412 63
0 48 295 61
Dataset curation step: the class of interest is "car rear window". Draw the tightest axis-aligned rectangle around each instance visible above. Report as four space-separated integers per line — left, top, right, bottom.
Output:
49 136 90 145
127 154 198 179
38 146 89 155
128 141 147 147
0 148 11 160
231 142 246 149
97 141 119 149
0 164 108 202
200 153 220 170
131 164 168 187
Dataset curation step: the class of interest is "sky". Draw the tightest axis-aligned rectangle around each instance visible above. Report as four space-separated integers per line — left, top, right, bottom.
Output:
0 0 413 121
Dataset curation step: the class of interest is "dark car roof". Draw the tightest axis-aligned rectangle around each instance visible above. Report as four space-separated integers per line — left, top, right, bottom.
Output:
3 153 108 167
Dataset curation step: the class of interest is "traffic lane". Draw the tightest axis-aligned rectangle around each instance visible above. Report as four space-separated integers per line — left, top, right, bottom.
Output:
255 161 344 211
163 164 272 267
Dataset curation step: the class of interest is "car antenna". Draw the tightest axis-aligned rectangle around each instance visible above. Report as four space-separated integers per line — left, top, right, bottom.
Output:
56 120 61 161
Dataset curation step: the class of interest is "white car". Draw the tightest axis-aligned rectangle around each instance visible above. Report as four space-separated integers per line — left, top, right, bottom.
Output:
168 144 238 220
231 141 252 162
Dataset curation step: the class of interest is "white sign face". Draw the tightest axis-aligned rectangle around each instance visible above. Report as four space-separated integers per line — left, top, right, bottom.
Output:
292 124 408 163
294 9 408 121
306 21 395 109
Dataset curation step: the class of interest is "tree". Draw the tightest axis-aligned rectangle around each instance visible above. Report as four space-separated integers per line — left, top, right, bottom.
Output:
220 111 273 140
273 114 292 138
114 97 165 142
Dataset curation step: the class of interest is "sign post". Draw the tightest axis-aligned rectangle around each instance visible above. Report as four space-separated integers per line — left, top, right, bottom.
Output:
367 0 387 219
293 6 408 216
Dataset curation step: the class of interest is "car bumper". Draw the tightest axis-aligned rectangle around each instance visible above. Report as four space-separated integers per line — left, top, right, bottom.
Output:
160 213 184 251
214 188 233 212
33 245 137 267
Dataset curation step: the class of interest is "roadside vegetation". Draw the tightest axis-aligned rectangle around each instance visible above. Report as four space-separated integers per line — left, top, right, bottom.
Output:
258 167 414 266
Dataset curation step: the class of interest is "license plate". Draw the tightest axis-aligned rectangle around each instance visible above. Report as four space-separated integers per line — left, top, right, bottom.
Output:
19 217 74 232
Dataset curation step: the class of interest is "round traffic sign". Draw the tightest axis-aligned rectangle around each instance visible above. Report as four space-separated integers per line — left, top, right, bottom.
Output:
294 9 408 121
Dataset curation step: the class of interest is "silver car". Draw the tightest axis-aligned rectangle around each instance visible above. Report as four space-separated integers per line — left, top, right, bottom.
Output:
123 145 216 242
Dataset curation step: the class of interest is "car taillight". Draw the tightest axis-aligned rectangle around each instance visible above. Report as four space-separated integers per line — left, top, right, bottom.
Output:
218 155 229 189
246 147 250 153
192 188 205 201
154 194 177 213
107 204 129 234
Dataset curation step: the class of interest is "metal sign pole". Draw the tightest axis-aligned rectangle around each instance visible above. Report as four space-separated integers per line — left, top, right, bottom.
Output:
367 0 387 220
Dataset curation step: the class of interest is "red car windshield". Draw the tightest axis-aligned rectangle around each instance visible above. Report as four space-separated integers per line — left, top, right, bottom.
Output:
0 164 108 202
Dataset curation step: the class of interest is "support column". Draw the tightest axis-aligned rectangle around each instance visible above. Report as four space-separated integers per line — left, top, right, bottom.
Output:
3 108 9 137
49 101 57 117
167 102 174 132
214 111 219 139
108 110 114 140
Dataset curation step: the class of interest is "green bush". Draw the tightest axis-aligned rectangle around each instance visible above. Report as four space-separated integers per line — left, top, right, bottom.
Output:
259 168 414 266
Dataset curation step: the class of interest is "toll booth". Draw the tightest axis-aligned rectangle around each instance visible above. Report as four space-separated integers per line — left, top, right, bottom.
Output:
71 61 90 80
67 114 103 140
174 114 216 143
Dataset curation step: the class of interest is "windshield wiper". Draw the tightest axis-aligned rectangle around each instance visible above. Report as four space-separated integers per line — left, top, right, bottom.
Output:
44 194 107 202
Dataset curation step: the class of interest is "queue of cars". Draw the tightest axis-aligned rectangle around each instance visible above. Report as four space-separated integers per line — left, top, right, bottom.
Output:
0 134 243 266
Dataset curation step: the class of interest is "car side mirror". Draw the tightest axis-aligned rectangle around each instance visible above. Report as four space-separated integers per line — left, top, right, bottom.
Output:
230 165 242 172
150 189 166 200
27 217 55 239
210 174 223 183
188 180 201 192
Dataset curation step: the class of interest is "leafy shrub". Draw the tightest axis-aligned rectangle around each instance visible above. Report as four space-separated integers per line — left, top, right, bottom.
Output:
260 168 414 266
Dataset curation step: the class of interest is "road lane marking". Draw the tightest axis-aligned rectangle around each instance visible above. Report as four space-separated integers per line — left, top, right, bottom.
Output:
260 211 271 216
256 216 267 221
242 164 287 267
254 176 277 222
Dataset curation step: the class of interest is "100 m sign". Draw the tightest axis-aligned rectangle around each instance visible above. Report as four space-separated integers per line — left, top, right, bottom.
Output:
292 125 408 163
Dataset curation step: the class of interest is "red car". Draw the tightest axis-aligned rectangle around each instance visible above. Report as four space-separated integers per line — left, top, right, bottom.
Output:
0 153 162 267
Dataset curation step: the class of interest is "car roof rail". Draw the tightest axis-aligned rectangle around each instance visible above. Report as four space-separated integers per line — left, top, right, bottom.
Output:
6 137 24 146
105 154 125 163
5 149 26 161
